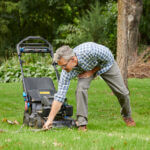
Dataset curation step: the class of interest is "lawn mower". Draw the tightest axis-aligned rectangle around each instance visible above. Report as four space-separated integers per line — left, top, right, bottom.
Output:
16 36 75 128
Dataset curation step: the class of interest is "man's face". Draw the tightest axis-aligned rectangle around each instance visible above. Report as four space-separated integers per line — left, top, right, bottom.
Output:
58 57 74 72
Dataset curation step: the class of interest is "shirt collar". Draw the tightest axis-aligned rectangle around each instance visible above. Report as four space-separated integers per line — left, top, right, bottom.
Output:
73 52 83 71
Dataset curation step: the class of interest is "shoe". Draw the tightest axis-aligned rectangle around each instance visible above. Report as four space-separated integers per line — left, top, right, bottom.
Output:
123 117 136 126
78 125 87 131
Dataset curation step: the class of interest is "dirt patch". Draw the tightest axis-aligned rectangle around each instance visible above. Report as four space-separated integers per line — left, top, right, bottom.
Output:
128 47 150 78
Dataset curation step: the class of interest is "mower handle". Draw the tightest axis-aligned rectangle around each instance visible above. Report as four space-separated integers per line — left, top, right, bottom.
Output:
16 36 53 57
16 36 60 82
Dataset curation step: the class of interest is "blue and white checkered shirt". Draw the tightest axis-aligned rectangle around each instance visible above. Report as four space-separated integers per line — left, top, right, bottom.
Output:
54 42 114 103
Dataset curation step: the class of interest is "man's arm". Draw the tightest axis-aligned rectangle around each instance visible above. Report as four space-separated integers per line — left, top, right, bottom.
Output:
43 70 79 129
78 66 100 78
43 100 62 129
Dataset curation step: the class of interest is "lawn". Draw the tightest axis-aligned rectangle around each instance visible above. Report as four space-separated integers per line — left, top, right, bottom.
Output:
0 78 150 150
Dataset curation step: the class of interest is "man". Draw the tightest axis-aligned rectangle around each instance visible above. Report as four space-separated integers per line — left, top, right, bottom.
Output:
43 42 135 131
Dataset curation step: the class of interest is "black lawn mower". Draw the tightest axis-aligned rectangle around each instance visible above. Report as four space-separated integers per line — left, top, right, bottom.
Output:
16 36 75 128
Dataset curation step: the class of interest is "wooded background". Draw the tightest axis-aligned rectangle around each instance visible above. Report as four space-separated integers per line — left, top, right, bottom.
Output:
1 0 148 58
0 0 149 84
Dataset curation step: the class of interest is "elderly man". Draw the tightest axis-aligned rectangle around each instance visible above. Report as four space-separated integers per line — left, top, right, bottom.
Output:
43 42 135 131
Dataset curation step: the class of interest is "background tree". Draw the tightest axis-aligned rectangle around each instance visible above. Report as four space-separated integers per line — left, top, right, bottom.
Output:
0 0 114 60
128 0 143 65
55 1 117 55
117 0 143 86
0 0 20 58
139 0 150 45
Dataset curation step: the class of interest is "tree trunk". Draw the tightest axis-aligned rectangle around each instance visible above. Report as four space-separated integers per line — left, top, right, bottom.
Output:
128 0 143 65
117 0 143 87
117 0 129 87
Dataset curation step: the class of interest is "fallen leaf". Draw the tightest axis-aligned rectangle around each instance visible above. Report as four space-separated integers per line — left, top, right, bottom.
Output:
17 142 22 145
67 128 73 131
124 141 127 145
7 120 14 125
0 129 6 133
108 133 113 136
111 147 115 150
2 118 7 122
0 144 8 149
2 118 19 125
53 140 63 147
5 139 11 142
73 137 80 140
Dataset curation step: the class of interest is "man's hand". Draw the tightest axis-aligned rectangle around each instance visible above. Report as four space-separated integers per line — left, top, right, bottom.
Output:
78 70 94 78
42 100 62 130
43 119 53 130
78 66 100 78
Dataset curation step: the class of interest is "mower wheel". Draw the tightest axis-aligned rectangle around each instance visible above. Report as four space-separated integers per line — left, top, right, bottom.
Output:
35 115 44 128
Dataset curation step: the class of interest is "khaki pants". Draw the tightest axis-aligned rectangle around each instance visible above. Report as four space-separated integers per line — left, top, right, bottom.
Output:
75 61 131 126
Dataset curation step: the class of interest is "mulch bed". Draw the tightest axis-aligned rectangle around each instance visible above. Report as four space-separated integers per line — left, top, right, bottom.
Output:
128 47 150 78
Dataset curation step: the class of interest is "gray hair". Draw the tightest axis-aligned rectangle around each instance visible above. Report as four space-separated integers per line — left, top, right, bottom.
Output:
53 45 75 62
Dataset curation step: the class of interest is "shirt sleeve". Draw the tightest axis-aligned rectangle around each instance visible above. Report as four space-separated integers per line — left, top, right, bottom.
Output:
54 69 79 103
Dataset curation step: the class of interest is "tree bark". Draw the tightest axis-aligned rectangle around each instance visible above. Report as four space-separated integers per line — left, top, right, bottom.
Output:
117 0 143 87
117 0 129 87
128 0 143 65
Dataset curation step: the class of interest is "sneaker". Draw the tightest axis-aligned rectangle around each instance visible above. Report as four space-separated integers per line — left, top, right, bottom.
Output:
123 117 136 126
78 125 87 131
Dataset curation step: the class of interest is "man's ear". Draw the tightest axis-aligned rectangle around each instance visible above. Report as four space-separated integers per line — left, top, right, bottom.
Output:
71 56 76 60
71 56 77 62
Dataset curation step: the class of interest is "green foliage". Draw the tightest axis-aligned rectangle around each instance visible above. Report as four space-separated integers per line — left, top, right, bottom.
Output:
55 1 117 55
54 24 81 47
139 0 150 44
0 0 99 58
0 1 20 57
78 1 117 52
0 54 61 83
1 0 149 60
0 0 116 59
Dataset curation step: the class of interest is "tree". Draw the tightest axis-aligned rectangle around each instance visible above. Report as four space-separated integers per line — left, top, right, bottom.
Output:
55 1 117 54
0 0 100 58
117 0 143 87
0 0 20 58
128 0 143 65
139 0 150 45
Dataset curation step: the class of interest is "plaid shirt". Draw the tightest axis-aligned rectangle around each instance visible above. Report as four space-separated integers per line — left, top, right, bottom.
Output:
54 42 114 102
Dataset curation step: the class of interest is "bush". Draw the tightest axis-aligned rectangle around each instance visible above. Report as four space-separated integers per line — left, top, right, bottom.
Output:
139 0 150 45
55 1 117 55
0 54 61 83
53 24 80 48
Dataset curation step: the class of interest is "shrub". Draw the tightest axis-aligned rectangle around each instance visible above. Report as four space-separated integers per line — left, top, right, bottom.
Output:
54 1 117 55
139 0 150 45
0 54 61 83
53 24 80 48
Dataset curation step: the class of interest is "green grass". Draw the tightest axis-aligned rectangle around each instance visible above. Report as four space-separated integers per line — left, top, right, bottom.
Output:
0 78 150 150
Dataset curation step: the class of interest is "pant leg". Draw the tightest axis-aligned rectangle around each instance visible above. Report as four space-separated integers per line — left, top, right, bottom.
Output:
101 61 131 118
75 75 94 126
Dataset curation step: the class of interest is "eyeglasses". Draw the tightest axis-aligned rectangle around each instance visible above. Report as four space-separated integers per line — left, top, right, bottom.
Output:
60 59 72 69
61 63 68 69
